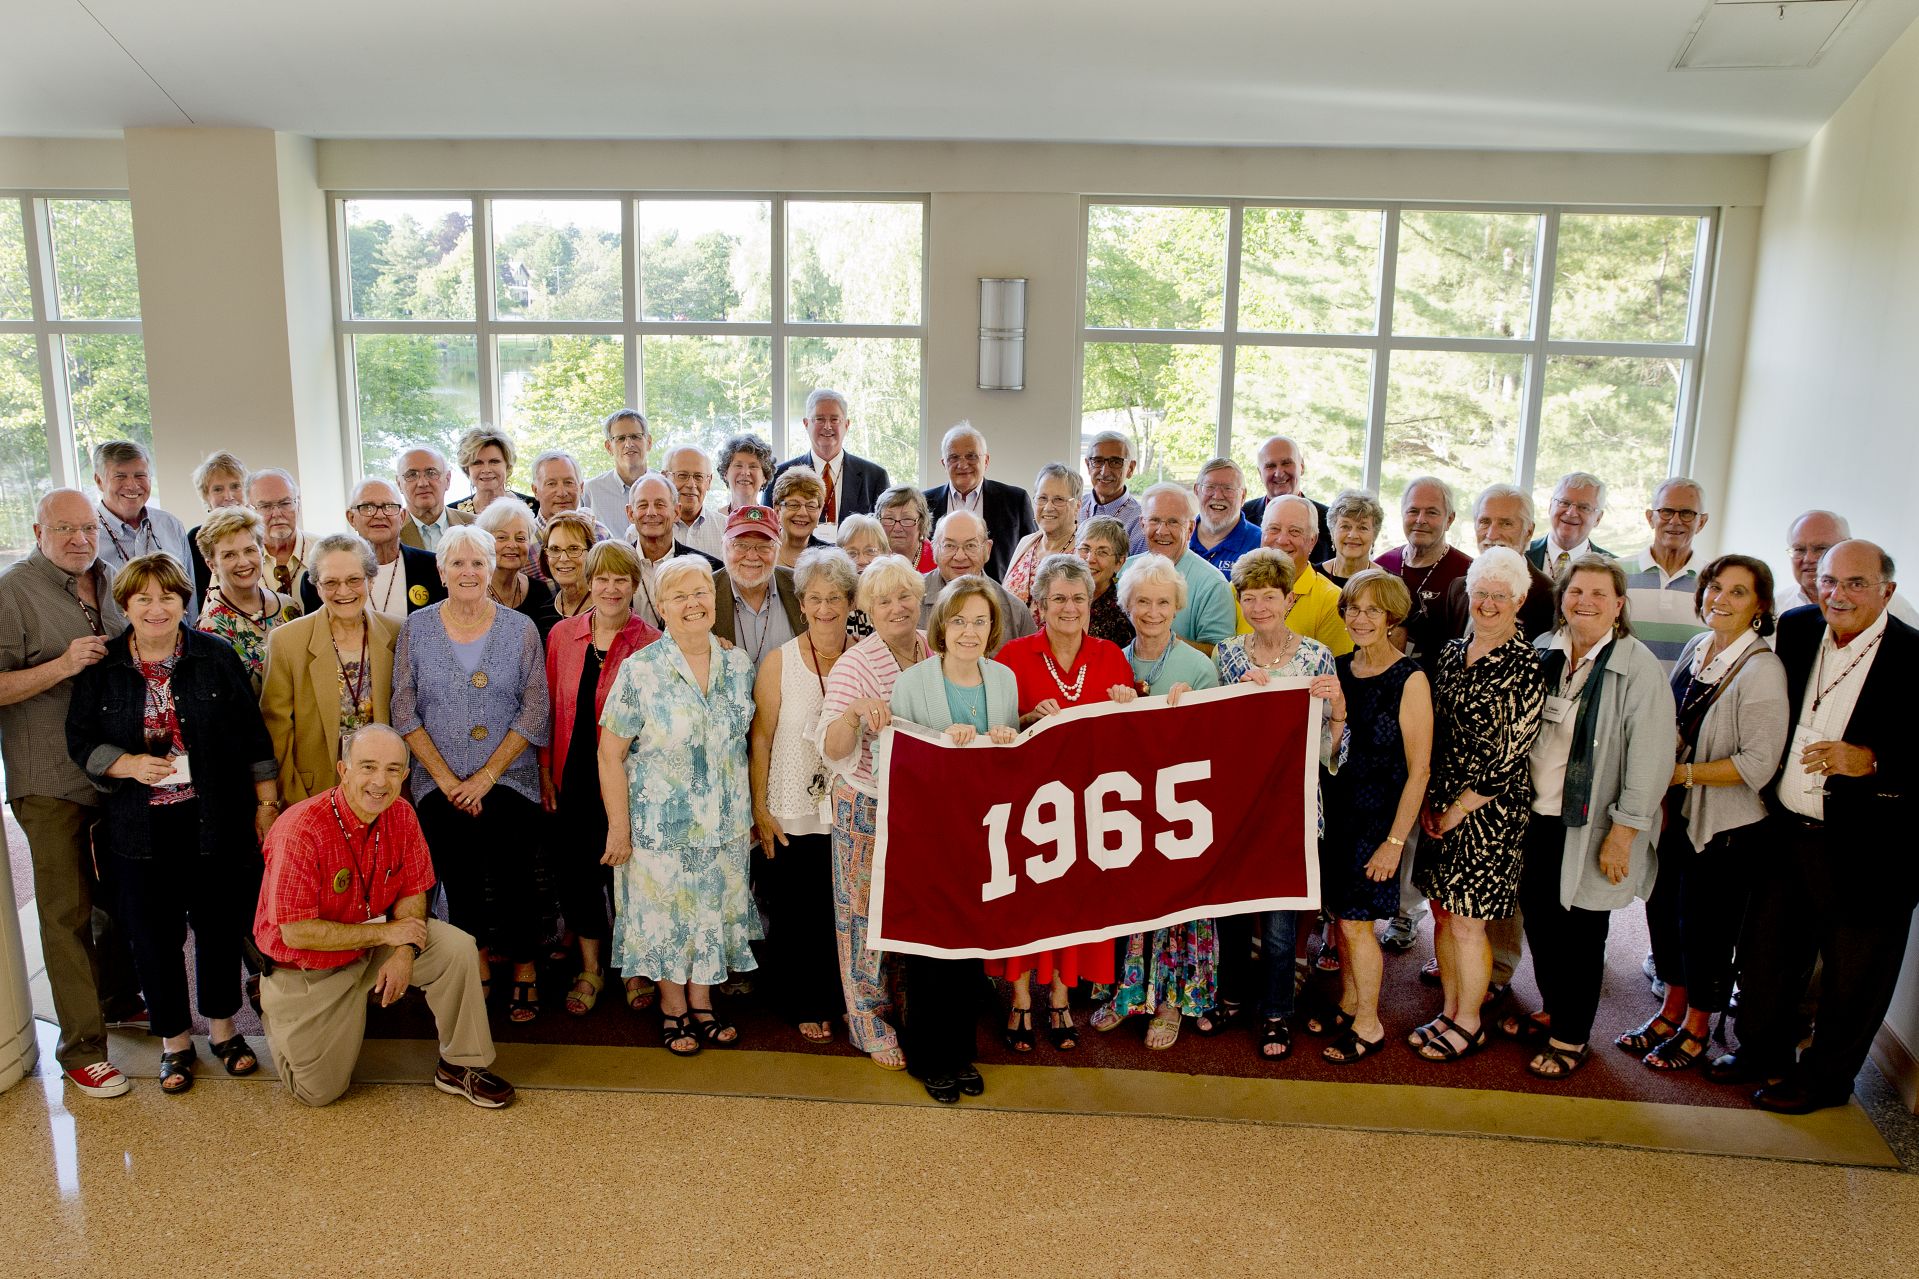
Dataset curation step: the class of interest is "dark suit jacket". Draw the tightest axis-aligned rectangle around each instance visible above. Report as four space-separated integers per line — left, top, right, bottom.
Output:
298 543 446 616
1243 494 1334 566
1441 562 1557 643
186 524 213 602
397 505 475 551
712 566 805 646
1526 536 1613 572
924 478 1037 581
1765 608 1916 898
450 490 540 518
764 452 891 520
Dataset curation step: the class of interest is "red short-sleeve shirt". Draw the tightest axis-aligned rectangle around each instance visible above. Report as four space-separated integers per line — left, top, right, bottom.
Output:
995 631 1135 717
253 790 438 970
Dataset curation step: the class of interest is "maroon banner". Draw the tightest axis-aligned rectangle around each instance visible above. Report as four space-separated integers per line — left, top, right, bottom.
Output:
869 680 1319 959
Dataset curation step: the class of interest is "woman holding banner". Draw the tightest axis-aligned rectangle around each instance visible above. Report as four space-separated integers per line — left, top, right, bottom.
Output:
817 554 929 1071
991 555 1137 1051
1087 554 1221 1048
889 575 1020 1101
1208 548 1347 1062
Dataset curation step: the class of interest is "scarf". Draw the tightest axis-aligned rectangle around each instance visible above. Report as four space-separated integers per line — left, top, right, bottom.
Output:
1537 635 1617 829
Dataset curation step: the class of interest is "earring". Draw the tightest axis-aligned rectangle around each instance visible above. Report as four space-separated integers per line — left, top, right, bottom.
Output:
1751 615 1763 632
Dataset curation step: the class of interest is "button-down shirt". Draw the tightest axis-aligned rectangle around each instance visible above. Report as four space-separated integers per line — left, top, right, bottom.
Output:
0 551 128 804
729 581 796 675
264 531 318 600
1778 610 1888 822
808 452 846 539
407 509 452 553
632 541 678 629
584 470 636 527
1531 630 1611 817
1080 490 1143 547
253 790 438 969
95 502 196 614
949 484 984 516
677 512 725 561
1541 537 1593 576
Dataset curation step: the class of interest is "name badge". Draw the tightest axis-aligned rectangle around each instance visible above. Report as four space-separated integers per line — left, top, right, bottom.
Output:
160 753 193 785
1542 695 1574 724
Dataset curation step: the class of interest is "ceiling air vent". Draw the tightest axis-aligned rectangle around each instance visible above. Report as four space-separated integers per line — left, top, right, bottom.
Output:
1673 0 1862 68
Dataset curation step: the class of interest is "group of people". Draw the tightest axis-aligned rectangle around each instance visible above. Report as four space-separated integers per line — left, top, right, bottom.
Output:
1 396 1908 1116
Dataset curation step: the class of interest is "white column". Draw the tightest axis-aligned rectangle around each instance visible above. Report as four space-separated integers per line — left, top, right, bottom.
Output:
0 820 38 1094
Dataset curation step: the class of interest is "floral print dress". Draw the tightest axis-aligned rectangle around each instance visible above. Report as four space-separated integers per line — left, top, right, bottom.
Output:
197 587 297 691
601 634 763 985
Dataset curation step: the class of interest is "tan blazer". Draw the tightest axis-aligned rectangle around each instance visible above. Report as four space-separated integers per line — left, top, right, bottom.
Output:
260 608 402 802
398 506 474 550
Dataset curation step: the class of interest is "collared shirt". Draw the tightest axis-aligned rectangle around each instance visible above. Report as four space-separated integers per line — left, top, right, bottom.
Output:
1542 537 1593 576
949 484 984 516
0 551 129 804
729 582 796 675
1778 609 1889 821
677 512 725 561
1169 550 1237 646
1079 491 1143 547
809 452 846 538
1777 583 1919 628
264 531 319 599
253 790 438 970
1530 630 1612 816
407 509 451 553
1234 562 1354 656
632 540 678 629
1191 519 1262 575
584 470 635 527
1623 551 1705 675
95 501 196 614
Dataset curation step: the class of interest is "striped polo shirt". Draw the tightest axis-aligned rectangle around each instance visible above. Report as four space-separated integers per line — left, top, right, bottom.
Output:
1623 551 1705 674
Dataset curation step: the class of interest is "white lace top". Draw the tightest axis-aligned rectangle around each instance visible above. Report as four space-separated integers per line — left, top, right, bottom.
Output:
767 635 832 835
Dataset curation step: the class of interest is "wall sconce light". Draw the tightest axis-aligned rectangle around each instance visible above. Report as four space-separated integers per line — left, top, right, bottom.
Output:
978 278 1026 391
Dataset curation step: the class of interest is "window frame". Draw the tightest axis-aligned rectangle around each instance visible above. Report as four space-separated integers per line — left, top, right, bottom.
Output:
1075 196 1718 495
326 190 932 486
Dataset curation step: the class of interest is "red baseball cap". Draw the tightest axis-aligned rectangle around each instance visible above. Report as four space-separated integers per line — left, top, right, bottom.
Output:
725 505 780 541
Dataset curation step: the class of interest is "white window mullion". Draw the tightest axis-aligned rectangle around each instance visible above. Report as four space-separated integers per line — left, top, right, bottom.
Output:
769 195 788 459
1216 202 1244 459
1364 206 1402 493
471 195 498 435
1516 209 1559 491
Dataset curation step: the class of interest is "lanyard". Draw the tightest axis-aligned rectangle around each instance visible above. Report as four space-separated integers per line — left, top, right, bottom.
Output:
97 504 155 561
328 792 381 921
1812 629 1882 716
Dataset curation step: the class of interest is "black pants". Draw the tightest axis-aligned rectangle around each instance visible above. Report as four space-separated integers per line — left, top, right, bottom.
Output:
552 783 612 947
759 832 843 1025
112 800 247 1040
902 954 982 1080
1213 910 1300 1020
1519 819 1613 1047
417 787 544 964
1643 810 1754 1014
1733 815 1916 1101
80 809 146 1018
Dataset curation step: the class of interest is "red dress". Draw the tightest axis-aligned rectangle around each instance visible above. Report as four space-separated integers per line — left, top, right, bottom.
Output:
982 631 1135 986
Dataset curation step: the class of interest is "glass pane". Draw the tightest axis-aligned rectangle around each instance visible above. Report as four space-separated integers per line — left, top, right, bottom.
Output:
497 335 627 484
47 198 140 321
1238 207 1382 335
352 334 479 490
641 335 773 462
0 335 49 562
784 336 922 486
490 200 622 322
0 200 31 321
1229 346 1372 500
1552 215 1700 345
1534 355 1683 561
63 334 150 478
640 200 772 323
1382 350 1527 552
1079 342 1223 491
343 198 474 321
786 201 922 326
1084 204 1229 331
1393 210 1539 340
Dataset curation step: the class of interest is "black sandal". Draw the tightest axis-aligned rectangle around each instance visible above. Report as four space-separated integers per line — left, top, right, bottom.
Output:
954 1067 984 1096
159 1046 196 1095
1003 1007 1035 1053
1304 1000 1354 1037
1046 1005 1078 1052
1643 1028 1710 1071
688 1008 738 1046
208 1034 258 1077
1258 1018 1292 1060
1495 1010 1551 1042
1528 1041 1591 1079
922 1076 960 1104
1193 1002 1242 1037
1614 1014 1680 1055
1323 1026 1386 1064
508 981 539 1024
659 1012 701 1057
1415 1014 1488 1062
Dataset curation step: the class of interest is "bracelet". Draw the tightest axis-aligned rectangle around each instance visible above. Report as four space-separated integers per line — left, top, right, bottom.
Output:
258 799 282 810
1682 764 1694 790
1384 835 1405 847
402 942 422 958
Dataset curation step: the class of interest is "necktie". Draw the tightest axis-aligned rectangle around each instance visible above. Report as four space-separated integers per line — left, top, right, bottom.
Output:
1555 550 1570 574
822 463 837 524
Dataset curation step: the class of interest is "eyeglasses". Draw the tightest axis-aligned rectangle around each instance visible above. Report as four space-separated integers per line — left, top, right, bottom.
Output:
1652 507 1701 524
1469 590 1515 605
1042 593 1089 608
1084 456 1128 471
610 431 649 445
1034 495 1073 508
661 588 715 606
1817 576 1886 594
1143 517 1186 531
667 471 711 485
879 514 920 528
1346 604 1389 620
254 499 298 514
779 500 822 514
1550 498 1597 517
937 539 986 556
546 545 587 559
1197 483 1240 497
47 523 100 538
317 576 368 592
944 452 983 466
399 468 443 483
350 502 403 517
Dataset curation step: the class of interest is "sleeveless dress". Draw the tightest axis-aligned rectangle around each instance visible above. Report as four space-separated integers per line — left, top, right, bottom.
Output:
1322 652 1419 921
766 635 832 836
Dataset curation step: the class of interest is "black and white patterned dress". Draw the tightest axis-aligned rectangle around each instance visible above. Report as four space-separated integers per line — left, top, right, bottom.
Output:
1415 635 1546 919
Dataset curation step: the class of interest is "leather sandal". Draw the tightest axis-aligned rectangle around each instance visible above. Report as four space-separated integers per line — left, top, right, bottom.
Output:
688 1007 738 1046
1614 1013 1680 1055
659 1013 701 1057
565 971 604 1017
208 1034 258 1077
159 1045 196 1095
1258 1018 1292 1060
508 981 539 1024
1643 1027 1710 1071
1046 1005 1078 1052
1003 1007 1035 1053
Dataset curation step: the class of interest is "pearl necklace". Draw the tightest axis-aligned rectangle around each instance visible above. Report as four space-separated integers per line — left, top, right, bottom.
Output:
1041 649 1089 702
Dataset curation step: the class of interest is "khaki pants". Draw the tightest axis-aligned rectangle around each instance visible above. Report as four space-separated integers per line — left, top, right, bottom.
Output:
259 918 493 1107
12 796 128 1069
1489 910 1526 987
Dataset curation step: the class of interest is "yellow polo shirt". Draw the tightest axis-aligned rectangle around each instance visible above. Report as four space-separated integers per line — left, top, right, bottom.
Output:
1235 562 1353 656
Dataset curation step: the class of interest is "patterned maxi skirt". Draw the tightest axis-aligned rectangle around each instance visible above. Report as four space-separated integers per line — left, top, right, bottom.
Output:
831 783 899 1053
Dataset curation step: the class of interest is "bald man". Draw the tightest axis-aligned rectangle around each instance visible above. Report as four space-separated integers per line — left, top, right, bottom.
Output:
1241 435 1333 564
1775 509 1918 626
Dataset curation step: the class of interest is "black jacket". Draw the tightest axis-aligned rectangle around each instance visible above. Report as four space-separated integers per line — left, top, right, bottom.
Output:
764 452 891 519
298 543 446 616
924 478 1037 580
1243 494 1334 565
66 626 277 860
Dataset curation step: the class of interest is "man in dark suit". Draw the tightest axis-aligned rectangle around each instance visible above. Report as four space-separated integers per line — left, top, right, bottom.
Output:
298 479 445 615
923 423 1035 581
1526 471 1612 574
763 388 890 534
711 507 805 676
1240 435 1332 565
1708 540 1916 1114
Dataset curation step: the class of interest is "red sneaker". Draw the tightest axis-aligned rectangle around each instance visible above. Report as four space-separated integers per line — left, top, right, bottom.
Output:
64 1061 132 1098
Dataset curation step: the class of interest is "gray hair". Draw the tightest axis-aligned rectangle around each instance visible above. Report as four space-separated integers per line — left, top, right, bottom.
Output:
476 497 537 540
1266 493 1320 538
933 508 988 546
92 439 150 473
655 554 715 599
940 421 986 457
716 433 774 480
531 449 581 482
1034 462 1084 502
1788 509 1850 539
662 443 712 472
311 531 378 580
397 444 450 473
627 472 675 506
603 408 648 439
436 524 497 575
1551 470 1608 514
876 484 932 539
348 477 403 506
1076 515 1129 560
835 513 886 550
1401 475 1456 520
342 722 410 763
1085 428 1135 463
1327 488 1385 534
1652 475 1705 509
1116 552 1189 613
1474 482 1536 529
795 546 859 603
805 388 849 418
1465 545 1531 603
1032 553 1094 606
1140 480 1199 521
246 467 301 502
1195 456 1245 488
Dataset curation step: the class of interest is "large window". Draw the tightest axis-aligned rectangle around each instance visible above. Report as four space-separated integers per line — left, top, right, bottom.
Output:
1081 202 1712 557
332 194 927 496
0 195 148 561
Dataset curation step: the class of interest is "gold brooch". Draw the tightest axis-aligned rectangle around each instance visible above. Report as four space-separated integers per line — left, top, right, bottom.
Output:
471 671 489 689
470 725 489 741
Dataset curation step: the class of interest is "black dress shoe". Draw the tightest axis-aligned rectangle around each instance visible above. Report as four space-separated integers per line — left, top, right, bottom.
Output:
1752 1081 1847 1115
1704 1052 1782 1086
954 1067 984 1096
922 1076 961 1104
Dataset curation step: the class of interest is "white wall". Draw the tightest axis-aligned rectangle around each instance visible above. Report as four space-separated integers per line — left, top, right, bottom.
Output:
1722 16 1919 1076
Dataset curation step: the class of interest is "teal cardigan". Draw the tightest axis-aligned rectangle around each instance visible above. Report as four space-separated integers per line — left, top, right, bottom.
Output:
889 656 1020 734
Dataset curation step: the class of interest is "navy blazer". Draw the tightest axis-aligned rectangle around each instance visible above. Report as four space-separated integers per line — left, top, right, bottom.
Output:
764 451 892 520
1243 494 1334 566
66 627 276 861
1766 605 1917 898
298 542 446 616
924 478 1037 581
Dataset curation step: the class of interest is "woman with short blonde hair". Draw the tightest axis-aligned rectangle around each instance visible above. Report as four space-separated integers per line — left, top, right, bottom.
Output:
195 505 297 689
